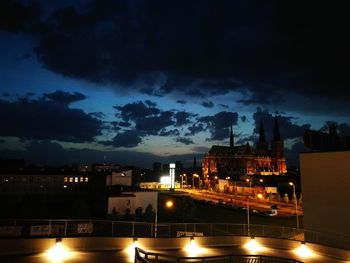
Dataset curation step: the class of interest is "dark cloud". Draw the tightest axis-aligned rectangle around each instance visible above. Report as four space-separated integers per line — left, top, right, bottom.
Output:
109 102 240 147
118 121 131 127
176 100 187 105
174 111 194 127
198 111 239 141
3 0 349 105
252 107 311 141
43 90 86 104
88 111 105 119
241 116 247 122
191 146 209 153
186 124 205 136
176 137 194 145
319 121 350 137
102 129 142 148
338 123 350 137
114 101 160 122
0 96 102 143
201 101 214 108
0 0 42 33
135 111 174 135
110 101 197 147
284 140 309 166
218 104 229 109
159 129 180 137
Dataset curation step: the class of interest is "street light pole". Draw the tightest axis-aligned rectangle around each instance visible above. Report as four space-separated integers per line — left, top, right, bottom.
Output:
246 179 251 236
154 205 158 238
155 200 174 238
289 182 299 231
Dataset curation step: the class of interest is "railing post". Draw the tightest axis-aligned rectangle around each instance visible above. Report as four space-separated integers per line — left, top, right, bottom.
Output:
48 220 51 237
64 220 67 236
262 225 265 236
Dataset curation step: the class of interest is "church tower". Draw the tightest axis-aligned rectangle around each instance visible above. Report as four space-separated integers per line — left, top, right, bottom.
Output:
271 116 284 158
256 120 268 155
230 125 234 149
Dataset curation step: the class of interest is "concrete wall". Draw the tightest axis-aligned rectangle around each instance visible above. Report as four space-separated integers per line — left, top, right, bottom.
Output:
108 196 136 214
300 151 350 238
134 192 158 212
108 192 158 215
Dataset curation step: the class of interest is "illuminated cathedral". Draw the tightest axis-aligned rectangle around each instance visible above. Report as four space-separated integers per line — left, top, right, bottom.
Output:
202 117 287 181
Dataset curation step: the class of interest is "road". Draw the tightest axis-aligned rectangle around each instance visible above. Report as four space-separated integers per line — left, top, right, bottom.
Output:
177 188 303 217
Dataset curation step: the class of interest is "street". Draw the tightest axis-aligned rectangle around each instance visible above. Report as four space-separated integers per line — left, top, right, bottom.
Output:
177 188 303 217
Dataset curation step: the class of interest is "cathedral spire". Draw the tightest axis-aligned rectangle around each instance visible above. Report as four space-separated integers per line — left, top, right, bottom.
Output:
258 120 266 143
273 116 281 141
230 125 234 148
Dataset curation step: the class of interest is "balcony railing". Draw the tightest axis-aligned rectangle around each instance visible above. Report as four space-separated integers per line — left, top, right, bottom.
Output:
0 219 349 250
135 247 304 263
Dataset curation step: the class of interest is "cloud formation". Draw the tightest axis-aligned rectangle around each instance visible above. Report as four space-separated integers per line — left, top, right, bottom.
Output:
0 94 102 143
252 107 311 141
1 0 349 105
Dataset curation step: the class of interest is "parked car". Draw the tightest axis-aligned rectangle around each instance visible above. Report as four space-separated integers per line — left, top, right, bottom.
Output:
265 209 278 216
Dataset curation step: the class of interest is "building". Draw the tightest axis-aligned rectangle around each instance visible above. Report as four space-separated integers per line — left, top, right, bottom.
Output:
108 191 158 215
202 117 287 181
106 170 133 187
300 151 350 247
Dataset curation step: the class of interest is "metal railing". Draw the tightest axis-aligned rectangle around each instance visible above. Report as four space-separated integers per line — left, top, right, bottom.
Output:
135 247 304 263
0 219 349 250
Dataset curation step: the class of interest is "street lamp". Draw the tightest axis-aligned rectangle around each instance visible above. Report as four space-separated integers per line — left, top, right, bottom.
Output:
246 179 252 236
289 182 299 231
155 200 174 237
192 173 198 189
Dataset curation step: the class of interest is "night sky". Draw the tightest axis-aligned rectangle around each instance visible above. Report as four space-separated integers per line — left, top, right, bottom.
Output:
0 0 349 168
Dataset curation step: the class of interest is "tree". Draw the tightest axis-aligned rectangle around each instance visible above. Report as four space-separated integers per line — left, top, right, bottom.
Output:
108 207 120 220
144 204 156 223
135 207 143 221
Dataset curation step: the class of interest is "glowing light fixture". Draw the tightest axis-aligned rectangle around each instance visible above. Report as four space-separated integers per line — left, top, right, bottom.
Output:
166 200 173 208
160 176 170 184
244 237 264 252
257 193 263 199
126 238 140 262
46 238 72 263
294 242 315 258
184 237 205 256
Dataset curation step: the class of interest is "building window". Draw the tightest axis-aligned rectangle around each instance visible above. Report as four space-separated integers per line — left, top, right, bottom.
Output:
85 177 89 182
74 177 78 183
80 177 84 182
64 177 68 183
69 177 73 183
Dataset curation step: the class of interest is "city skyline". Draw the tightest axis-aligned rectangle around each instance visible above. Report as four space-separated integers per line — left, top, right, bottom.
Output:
0 0 349 168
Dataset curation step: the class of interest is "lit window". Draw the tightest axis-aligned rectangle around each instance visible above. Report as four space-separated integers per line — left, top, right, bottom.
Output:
64 177 68 183
74 177 78 183
85 177 89 182
80 177 84 182
69 177 73 183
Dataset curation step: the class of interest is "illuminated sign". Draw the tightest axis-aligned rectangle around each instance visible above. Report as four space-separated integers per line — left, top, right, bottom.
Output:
169 163 175 190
